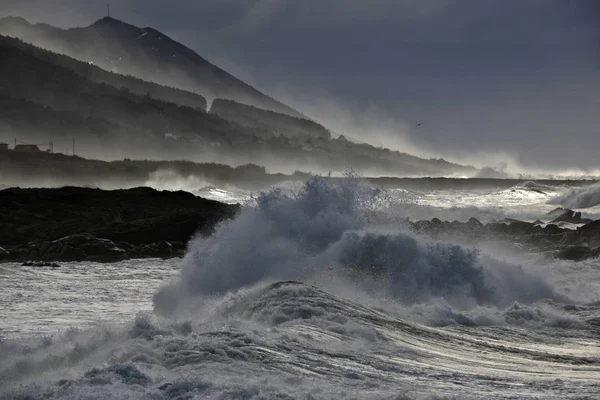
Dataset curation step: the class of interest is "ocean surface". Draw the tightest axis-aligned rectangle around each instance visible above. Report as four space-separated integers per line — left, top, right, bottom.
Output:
2 178 600 399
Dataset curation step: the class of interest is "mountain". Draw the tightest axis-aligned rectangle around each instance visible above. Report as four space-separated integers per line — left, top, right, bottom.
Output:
3 35 207 111
0 16 303 118
0 24 475 176
211 99 331 139
0 16 61 38
0 35 244 156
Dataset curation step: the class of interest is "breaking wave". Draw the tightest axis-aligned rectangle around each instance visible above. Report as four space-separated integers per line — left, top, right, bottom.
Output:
154 176 564 318
3 280 598 399
4 177 600 399
549 182 600 209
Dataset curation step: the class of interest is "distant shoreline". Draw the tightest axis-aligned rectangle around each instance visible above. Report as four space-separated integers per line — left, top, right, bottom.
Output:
1 151 596 193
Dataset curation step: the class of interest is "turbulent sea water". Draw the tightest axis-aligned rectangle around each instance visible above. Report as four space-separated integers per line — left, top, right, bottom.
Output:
2 178 600 399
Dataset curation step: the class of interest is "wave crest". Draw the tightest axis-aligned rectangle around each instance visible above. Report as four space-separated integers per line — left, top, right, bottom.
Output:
549 182 600 209
154 177 564 317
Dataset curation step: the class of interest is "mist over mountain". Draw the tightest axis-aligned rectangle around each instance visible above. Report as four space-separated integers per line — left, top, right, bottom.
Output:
2 1 599 173
0 32 473 177
1 30 208 111
210 99 331 140
3 6 600 399
0 16 302 118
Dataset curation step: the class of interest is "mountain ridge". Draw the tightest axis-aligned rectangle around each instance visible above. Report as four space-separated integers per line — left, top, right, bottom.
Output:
0 16 304 118
0 17 476 177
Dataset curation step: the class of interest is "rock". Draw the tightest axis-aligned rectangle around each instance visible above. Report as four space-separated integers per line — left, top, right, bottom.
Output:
576 219 600 235
408 215 600 263
15 234 127 263
486 220 540 236
75 235 127 262
466 217 484 229
502 218 524 224
131 241 176 259
0 186 238 262
550 210 592 225
554 246 593 262
413 218 445 236
6 233 187 263
565 220 600 250
21 261 61 267
543 224 564 235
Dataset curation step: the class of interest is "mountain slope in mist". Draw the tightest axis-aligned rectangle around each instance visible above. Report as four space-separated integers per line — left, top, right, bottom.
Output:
3 34 207 111
0 26 475 176
211 99 331 139
0 36 247 154
0 16 302 118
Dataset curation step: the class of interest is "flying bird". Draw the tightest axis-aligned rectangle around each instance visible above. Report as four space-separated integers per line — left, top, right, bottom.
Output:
415 123 422 128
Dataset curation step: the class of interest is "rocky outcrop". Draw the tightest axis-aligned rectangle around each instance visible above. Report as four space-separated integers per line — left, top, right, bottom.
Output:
550 210 593 225
9 234 185 263
406 214 600 262
129 240 185 259
22 261 61 268
12 234 127 262
0 186 238 263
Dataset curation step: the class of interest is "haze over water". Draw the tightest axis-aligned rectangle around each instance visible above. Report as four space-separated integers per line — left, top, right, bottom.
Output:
1 1 600 398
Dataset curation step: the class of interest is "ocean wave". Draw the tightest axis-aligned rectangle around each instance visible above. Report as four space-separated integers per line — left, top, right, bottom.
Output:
3 282 599 399
549 182 600 209
5 177 600 398
154 176 564 317
144 168 253 204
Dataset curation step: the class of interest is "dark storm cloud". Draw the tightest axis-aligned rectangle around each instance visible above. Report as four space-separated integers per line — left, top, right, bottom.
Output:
2 0 599 170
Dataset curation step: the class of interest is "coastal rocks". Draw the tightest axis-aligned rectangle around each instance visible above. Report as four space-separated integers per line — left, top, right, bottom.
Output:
21 261 61 268
547 207 565 216
129 240 183 259
8 235 185 263
554 246 600 262
466 217 484 229
407 215 600 263
0 186 239 263
13 234 127 262
413 218 445 236
569 220 600 249
550 210 592 225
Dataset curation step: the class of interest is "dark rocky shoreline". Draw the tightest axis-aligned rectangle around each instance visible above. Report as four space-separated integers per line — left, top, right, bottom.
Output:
0 186 238 263
401 208 600 262
2 186 599 265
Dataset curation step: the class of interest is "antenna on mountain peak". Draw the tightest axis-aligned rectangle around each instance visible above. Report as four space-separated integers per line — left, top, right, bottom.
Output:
107 3 110 18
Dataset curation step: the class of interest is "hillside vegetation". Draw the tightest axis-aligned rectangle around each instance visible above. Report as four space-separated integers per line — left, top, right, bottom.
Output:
0 23 475 176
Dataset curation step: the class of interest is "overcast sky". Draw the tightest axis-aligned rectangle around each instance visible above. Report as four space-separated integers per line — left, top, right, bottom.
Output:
3 0 600 171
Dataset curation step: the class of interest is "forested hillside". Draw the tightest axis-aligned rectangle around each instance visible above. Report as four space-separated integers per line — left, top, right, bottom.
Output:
1 36 207 111
0 31 475 176
0 16 302 117
211 99 330 139
0 38 240 144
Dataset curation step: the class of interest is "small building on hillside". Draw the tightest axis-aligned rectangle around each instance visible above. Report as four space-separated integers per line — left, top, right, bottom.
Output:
14 144 41 152
0 143 8 151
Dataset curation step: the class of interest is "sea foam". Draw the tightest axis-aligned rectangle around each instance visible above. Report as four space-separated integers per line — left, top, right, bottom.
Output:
154 176 563 317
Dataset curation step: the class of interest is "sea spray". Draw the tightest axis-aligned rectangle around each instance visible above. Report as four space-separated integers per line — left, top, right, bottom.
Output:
2 180 597 399
549 181 600 209
154 176 563 317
